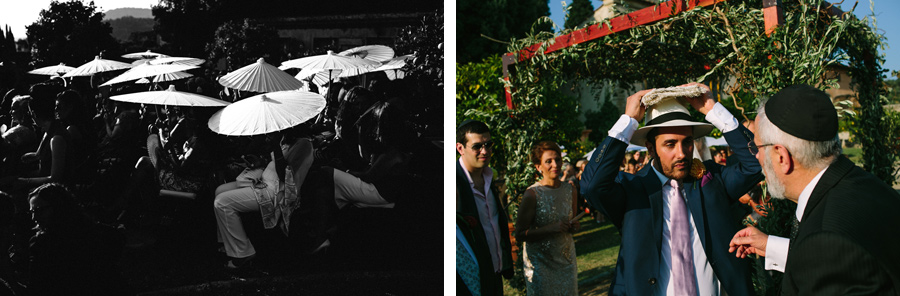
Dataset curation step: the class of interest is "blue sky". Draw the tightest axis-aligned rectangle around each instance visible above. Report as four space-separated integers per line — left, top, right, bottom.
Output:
547 0 900 76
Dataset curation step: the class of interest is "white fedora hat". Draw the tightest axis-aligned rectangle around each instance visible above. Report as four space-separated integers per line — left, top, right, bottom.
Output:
631 97 713 146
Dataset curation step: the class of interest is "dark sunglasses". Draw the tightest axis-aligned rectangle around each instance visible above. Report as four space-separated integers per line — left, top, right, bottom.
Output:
470 141 494 151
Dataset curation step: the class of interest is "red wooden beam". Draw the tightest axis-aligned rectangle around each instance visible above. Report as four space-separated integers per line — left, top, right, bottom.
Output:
506 0 728 65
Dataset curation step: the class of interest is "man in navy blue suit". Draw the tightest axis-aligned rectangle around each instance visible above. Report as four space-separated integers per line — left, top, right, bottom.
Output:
581 83 762 296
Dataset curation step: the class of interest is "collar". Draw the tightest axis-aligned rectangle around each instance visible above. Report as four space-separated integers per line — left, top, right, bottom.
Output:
650 160 670 186
796 165 829 222
458 157 493 189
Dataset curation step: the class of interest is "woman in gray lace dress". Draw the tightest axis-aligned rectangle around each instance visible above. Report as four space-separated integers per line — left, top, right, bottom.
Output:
515 141 580 295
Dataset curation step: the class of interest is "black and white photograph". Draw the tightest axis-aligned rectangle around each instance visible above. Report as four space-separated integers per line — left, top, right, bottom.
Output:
0 0 443 294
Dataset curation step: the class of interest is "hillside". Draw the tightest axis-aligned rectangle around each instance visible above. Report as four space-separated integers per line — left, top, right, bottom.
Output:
103 7 153 20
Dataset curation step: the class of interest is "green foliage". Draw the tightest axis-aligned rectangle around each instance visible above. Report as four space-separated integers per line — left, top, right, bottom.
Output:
583 96 620 145
26 0 119 66
882 109 900 180
457 0 553 63
206 19 282 71
564 0 596 30
743 188 796 295
884 79 900 105
395 10 444 88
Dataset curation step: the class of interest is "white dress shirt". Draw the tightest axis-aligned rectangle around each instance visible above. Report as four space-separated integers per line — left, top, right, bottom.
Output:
459 157 503 272
764 166 829 272
607 102 738 295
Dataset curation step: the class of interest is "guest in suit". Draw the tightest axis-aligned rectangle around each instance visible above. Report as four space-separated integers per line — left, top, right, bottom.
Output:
581 83 761 296
456 120 513 296
728 84 900 295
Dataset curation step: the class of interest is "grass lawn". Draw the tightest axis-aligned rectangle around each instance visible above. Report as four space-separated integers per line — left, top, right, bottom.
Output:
503 215 621 295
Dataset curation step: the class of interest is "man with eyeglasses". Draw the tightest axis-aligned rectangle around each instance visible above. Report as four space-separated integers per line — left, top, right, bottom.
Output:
456 119 512 296
581 83 762 296
728 84 900 295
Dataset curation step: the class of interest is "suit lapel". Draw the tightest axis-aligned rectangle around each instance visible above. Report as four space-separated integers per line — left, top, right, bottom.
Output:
802 156 854 222
682 178 708 248
638 165 665 252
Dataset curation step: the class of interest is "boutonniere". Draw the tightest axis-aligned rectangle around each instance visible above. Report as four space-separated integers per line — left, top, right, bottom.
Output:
690 158 712 187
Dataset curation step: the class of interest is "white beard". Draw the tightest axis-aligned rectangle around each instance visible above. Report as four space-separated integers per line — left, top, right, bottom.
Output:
762 152 787 200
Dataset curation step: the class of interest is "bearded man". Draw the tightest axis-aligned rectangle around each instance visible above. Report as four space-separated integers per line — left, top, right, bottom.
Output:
728 84 900 295
581 83 762 296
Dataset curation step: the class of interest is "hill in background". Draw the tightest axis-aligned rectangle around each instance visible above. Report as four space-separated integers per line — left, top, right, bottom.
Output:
103 8 155 42
103 7 153 20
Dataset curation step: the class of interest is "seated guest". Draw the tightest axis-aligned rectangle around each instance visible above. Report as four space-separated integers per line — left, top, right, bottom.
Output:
213 132 313 269
302 101 411 253
25 183 128 295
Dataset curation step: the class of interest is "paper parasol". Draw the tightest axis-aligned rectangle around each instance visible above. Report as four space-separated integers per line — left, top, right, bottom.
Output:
208 90 326 136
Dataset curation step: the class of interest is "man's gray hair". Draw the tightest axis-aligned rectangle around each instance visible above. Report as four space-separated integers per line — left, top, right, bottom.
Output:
756 102 842 170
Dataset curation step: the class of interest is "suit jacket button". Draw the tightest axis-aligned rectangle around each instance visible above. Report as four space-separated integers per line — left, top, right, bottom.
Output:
648 278 657 285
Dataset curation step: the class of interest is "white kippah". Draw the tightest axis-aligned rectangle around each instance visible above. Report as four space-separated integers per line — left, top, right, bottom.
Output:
641 85 705 106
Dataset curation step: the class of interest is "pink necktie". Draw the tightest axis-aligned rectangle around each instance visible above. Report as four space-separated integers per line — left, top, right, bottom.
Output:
669 179 697 296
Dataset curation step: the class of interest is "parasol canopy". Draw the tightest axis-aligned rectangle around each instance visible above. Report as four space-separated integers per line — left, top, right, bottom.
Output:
149 57 205 66
63 56 133 77
28 63 76 76
295 68 342 86
135 71 194 84
110 85 230 107
122 50 169 60
373 54 413 80
208 90 326 136
102 64 199 86
280 50 381 73
338 45 395 62
217 58 304 93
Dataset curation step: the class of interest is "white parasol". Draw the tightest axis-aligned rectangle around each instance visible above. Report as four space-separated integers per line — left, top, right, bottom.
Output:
102 64 199 86
338 45 395 62
63 56 133 77
217 58 304 93
28 63 76 76
135 71 194 84
295 68 342 86
280 50 381 86
149 57 205 66
122 50 169 60
207 90 326 136
111 85 230 107
373 54 413 80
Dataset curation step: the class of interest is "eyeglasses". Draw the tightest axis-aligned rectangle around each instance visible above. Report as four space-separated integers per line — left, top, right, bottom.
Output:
747 142 775 156
470 141 494 151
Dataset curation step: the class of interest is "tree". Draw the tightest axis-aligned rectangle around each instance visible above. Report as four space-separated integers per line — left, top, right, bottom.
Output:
564 0 595 29
26 0 118 66
152 0 220 57
206 19 282 71
457 0 553 64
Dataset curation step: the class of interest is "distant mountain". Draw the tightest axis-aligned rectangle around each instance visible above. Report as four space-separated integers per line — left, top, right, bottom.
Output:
106 16 156 42
103 8 153 20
